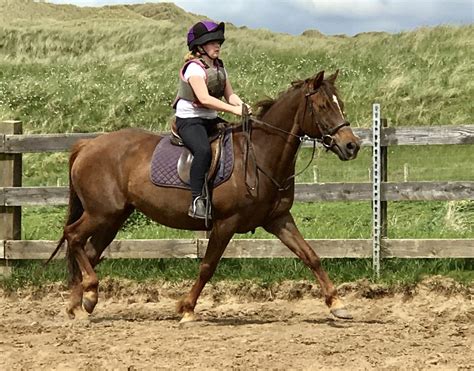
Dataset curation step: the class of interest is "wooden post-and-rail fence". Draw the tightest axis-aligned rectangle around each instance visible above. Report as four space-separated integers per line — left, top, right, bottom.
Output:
1 107 473 277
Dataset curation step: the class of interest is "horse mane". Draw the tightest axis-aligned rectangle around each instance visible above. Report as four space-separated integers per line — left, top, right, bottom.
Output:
255 80 304 119
254 98 276 119
255 77 340 119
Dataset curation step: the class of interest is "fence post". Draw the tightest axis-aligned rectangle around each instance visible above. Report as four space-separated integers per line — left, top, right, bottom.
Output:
195 230 210 258
380 118 388 240
0 120 22 277
312 165 319 183
372 105 382 278
403 163 409 182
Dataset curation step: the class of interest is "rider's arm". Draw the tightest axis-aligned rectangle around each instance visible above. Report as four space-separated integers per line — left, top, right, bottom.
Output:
224 79 242 106
224 79 252 114
188 75 242 116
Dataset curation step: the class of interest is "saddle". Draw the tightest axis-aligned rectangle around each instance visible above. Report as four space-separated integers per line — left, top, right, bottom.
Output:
150 121 233 191
169 118 227 185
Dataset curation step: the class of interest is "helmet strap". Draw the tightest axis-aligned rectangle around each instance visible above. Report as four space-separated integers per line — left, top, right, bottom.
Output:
197 45 217 61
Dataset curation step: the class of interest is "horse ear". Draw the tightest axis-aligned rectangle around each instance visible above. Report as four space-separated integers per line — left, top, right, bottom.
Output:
313 70 325 90
327 69 339 84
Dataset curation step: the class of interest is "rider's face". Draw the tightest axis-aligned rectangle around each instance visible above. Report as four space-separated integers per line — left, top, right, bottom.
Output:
202 41 222 59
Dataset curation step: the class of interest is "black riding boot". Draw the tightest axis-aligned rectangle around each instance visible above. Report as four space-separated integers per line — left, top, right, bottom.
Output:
188 196 208 219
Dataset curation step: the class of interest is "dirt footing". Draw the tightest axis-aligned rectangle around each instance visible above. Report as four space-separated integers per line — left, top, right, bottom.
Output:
0 276 472 369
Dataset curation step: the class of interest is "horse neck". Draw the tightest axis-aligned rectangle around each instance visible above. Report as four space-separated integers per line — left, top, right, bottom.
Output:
251 89 304 180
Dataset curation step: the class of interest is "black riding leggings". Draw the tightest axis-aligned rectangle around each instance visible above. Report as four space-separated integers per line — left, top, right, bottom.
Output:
175 116 222 198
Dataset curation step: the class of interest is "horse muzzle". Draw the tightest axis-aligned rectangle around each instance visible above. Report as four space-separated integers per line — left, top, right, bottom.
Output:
331 131 361 161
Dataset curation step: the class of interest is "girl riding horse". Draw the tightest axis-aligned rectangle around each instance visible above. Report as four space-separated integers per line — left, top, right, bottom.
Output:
173 20 251 219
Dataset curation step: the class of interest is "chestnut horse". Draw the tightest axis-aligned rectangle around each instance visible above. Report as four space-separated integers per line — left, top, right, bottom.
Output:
48 70 360 322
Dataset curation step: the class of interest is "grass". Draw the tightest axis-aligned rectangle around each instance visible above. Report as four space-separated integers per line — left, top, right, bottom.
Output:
21 199 474 241
21 144 474 186
0 1 472 288
3 258 472 292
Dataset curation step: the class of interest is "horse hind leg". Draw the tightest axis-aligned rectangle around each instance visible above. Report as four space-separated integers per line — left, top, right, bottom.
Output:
64 212 104 318
80 208 134 313
67 208 133 318
85 207 133 267
66 248 84 319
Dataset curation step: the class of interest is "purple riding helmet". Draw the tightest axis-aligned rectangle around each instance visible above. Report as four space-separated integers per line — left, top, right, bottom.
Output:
187 21 225 51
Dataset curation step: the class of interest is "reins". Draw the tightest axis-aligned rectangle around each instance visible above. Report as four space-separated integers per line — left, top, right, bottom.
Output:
241 86 350 192
244 114 316 191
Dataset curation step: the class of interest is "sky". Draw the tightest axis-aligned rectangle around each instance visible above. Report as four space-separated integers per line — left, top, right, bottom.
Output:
48 0 473 36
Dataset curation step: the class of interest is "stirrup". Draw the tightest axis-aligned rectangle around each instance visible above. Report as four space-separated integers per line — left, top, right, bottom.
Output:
187 177 212 228
188 196 209 220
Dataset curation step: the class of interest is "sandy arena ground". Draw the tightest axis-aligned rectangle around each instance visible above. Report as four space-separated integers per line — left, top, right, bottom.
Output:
0 277 472 370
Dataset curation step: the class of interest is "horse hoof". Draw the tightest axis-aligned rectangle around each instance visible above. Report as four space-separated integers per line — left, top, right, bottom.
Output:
66 307 76 320
330 307 353 319
179 312 198 325
82 297 97 314
66 305 88 320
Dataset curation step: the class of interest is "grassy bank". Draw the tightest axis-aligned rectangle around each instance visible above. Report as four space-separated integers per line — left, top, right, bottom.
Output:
0 3 472 133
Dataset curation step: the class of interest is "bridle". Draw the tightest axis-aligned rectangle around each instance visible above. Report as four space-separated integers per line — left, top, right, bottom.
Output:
242 85 350 192
249 87 350 148
304 88 350 149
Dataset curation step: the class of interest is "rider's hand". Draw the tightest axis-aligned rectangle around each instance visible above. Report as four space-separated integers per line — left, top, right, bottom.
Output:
232 105 243 116
244 103 253 115
232 103 252 116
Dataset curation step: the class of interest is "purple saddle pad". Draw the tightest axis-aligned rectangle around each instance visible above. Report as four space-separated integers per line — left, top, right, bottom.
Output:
150 129 234 190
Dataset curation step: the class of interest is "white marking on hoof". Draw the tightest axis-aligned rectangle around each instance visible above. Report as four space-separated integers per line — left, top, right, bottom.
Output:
329 298 353 319
330 307 353 319
179 312 197 324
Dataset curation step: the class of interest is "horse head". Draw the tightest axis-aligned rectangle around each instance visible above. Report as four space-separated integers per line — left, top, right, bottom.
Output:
298 70 360 161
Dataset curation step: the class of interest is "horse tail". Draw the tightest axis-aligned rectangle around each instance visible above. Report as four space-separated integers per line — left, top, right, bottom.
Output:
45 140 88 265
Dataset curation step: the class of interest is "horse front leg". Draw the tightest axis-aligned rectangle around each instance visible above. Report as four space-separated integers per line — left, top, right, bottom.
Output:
264 212 352 319
177 218 236 323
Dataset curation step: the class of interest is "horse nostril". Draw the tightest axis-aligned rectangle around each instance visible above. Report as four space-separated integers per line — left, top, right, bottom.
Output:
346 142 356 152
345 141 360 157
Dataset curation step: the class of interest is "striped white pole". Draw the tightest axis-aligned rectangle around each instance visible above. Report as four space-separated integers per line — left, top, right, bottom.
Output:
372 104 381 278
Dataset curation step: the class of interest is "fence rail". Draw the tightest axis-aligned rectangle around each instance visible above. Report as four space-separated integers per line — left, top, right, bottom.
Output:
1 118 473 275
1 181 473 206
2 238 472 260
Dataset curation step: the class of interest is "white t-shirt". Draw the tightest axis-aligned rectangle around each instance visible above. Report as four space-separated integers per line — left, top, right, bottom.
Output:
175 62 226 119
